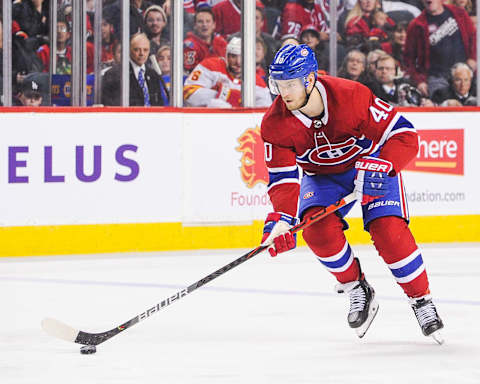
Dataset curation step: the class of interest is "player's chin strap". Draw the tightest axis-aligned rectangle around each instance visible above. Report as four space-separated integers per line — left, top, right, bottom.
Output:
298 75 317 109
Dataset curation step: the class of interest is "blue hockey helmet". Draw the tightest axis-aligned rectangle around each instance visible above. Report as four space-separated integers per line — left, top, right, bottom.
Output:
269 44 318 94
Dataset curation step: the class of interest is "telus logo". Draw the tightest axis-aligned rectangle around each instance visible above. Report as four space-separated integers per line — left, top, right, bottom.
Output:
8 144 139 183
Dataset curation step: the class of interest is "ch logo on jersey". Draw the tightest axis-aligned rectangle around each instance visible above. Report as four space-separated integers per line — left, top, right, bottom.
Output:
297 137 374 166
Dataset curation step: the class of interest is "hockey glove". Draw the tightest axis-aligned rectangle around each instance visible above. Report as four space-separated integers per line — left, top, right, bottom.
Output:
261 212 298 257
214 80 242 107
354 156 394 205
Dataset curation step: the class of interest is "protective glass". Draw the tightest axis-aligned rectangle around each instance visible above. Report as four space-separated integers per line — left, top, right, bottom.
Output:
268 78 305 96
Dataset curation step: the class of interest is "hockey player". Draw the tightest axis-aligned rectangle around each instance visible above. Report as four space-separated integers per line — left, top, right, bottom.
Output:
183 37 272 108
261 44 444 343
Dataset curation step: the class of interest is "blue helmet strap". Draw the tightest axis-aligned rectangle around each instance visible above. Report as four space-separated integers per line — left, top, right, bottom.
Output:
298 73 316 109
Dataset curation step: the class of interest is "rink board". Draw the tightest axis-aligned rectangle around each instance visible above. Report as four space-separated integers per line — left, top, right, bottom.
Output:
0 107 478 256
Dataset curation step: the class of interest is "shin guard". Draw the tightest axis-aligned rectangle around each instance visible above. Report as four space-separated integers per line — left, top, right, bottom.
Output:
369 216 429 298
302 208 359 283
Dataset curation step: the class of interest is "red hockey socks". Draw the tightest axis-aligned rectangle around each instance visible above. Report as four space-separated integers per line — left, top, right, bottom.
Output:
302 207 360 283
369 216 430 298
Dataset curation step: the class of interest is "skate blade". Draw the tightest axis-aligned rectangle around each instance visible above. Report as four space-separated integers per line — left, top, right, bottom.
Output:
430 330 444 345
355 300 379 338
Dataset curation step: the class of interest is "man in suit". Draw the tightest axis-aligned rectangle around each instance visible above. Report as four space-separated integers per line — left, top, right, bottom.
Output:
366 53 429 106
432 62 477 106
101 32 168 106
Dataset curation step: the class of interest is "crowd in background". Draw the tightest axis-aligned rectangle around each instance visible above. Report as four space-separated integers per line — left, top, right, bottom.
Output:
5 0 478 107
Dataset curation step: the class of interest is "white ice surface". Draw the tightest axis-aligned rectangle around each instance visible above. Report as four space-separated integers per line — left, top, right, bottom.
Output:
1 243 480 384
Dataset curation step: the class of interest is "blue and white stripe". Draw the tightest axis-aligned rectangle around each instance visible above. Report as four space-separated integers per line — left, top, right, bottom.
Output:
388 249 425 284
267 165 300 191
316 241 354 273
378 114 416 147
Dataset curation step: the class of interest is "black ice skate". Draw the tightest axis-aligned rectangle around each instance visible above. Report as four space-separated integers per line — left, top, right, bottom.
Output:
410 295 444 345
336 276 379 338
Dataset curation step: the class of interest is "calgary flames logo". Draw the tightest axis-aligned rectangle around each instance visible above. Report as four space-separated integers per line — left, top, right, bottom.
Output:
236 126 268 188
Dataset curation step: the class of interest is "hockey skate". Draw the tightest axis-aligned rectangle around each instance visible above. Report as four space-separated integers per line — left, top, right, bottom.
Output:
410 295 444 345
336 276 379 338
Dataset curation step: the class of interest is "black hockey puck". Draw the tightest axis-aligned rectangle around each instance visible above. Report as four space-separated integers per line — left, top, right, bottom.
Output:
80 345 97 355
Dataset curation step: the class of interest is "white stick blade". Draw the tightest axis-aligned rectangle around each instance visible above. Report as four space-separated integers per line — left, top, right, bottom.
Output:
41 317 79 343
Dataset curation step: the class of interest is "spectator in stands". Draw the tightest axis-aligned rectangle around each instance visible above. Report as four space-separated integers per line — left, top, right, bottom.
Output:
366 53 422 106
256 36 268 80
213 0 242 38
102 32 169 106
381 21 408 70
36 18 95 74
183 37 272 108
144 5 169 56
12 0 48 41
183 8 227 74
366 48 386 78
213 0 265 39
103 0 149 37
345 0 395 39
101 16 117 69
256 6 280 69
299 25 329 72
280 36 300 48
13 78 44 107
281 0 327 39
337 49 369 84
448 0 476 24
404 0 477 97
12 0 49 82
432 62 477 106
156 44 175 105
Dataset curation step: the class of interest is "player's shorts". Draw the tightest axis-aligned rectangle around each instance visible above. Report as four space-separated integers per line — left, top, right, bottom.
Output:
298 167 409 231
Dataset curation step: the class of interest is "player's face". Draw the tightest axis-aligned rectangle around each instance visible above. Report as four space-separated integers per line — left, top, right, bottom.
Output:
452 68 472 95
227 53 242 78
194 12 215 39
275 78 307 110
130 35 150 66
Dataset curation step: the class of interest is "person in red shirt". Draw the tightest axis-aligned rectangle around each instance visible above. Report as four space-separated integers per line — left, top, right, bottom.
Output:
280 0 327 39
213 0 265 39
344 0 395 39
261 44 444 343
36 19 94 74
183 8 227 74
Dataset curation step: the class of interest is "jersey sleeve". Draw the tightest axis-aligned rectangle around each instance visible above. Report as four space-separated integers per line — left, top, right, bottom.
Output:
183 62 218 106
354 85 418 174
261 116 300 216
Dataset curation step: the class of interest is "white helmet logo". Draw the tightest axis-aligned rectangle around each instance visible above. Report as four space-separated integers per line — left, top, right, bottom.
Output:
32 81 39 90
301 49 308 57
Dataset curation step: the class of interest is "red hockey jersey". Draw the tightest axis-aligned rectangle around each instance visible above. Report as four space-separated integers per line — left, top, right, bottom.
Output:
183 32 227 72
281 2 328 38
261 76 418 216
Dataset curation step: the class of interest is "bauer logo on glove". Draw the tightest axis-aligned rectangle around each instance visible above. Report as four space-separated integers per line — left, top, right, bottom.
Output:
354 156 394 205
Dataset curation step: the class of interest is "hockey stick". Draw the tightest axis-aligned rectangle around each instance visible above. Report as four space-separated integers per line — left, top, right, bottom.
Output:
42 192 356 347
